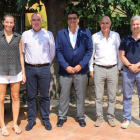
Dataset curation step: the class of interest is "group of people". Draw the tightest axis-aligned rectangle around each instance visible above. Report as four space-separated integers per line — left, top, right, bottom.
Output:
0 11 140 136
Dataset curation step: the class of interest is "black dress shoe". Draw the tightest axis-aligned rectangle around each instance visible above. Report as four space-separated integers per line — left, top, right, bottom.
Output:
57 119 66 127
79 119 86 127
25 122 35 131
45 121 52 130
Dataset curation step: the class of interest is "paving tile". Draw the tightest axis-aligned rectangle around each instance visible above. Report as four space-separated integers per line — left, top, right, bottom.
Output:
63 118 79 126
21 128 46 137
32 122 45 129
35 117 42 123
39 138 48 140
85 120 96 128
94 130 120 139
73 127 98 136
122 126 140 134
42 131 69 140
14 135 39 140
52 124 78 133
50 116 58 123
65 134 92 140
90 136 114 140
30 131 48 139
0 134 18 140
100 123 122 131
18 120 28 127
117 132 140 140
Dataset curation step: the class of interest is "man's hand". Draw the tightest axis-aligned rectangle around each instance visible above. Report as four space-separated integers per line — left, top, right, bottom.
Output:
90 71 94 78
132 67 140 73
118 70 121 75
73 64 82 73
65 66 75 73
129 64 139 73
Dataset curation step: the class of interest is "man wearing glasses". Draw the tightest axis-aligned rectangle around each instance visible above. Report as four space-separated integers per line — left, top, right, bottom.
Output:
56 11 93 127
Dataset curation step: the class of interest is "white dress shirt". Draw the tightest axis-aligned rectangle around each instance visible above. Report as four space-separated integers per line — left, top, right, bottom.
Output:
68 26 79 49
89 30 122 71
22 28 55 64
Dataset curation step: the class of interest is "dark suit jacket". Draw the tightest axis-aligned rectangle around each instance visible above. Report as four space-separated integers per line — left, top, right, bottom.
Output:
56 26 93 75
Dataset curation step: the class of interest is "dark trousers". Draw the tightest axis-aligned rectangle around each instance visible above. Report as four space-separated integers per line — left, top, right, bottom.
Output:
26 65 51 123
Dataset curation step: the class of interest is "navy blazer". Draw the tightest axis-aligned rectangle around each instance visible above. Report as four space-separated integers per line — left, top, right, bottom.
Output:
56 27 93 75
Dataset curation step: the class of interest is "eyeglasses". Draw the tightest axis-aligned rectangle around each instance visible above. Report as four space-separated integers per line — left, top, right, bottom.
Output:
67 17 78 20
32 19 41 22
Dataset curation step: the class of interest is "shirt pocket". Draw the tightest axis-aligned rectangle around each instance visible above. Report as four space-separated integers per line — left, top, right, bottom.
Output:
39 39 50 52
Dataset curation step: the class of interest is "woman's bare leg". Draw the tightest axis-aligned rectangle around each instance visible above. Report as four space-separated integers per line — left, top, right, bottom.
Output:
0 84 7 128
10 82 20 126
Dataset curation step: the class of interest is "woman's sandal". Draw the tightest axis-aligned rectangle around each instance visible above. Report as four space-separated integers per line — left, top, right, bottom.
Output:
1 127 10 136
13 125 22 134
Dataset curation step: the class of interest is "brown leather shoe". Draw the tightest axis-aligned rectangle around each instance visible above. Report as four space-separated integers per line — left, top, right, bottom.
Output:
108 118 115 127
94 118 103 127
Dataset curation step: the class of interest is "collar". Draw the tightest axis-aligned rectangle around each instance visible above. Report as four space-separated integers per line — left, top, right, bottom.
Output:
0 30 18 37
68 25 79 34
129 34 140 41
31 28 42 34
99 30 112 38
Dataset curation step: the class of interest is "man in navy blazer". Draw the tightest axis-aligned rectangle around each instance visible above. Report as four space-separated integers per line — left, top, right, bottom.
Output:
56 11 93 127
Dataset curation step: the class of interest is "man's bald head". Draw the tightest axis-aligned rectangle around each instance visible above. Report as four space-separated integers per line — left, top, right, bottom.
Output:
31 13 43 21
100 16 112 34
30 13 43 32
100 16 111 24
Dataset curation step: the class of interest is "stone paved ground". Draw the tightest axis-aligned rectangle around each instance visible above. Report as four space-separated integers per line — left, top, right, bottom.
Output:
0 75 140 140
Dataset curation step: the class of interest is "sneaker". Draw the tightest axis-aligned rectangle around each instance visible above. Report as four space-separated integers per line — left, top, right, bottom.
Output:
108 118 115 127
121 120 129 129
94 117 103 127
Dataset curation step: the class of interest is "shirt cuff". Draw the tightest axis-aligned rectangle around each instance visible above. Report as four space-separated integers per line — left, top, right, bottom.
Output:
89 65 94 71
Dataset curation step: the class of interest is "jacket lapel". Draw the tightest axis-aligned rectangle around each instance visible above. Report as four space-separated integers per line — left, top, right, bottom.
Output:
64 27 73 48
75 27 83 49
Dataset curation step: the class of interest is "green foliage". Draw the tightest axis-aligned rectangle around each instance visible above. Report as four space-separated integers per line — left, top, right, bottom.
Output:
1 0 140 36
16 0 27 11
16 0 41 12
0 0 18 17
65 0 140 35
0 0 39 18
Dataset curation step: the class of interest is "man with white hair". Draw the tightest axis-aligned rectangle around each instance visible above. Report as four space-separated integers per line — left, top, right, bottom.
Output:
22 13 55 131
119 15 140 129
89 16 122 127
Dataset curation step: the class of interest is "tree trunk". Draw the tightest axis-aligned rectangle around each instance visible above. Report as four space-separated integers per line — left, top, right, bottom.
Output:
42 0 73 99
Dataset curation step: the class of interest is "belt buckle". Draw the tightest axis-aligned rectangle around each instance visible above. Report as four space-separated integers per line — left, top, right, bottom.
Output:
35 64 40 68
106 66 112 69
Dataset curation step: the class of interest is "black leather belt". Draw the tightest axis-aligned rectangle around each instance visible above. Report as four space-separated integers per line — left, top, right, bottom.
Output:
27 63 49 68
95 64 117 69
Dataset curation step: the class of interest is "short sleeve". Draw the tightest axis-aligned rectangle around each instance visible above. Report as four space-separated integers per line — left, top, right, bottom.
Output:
119 36 126 51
